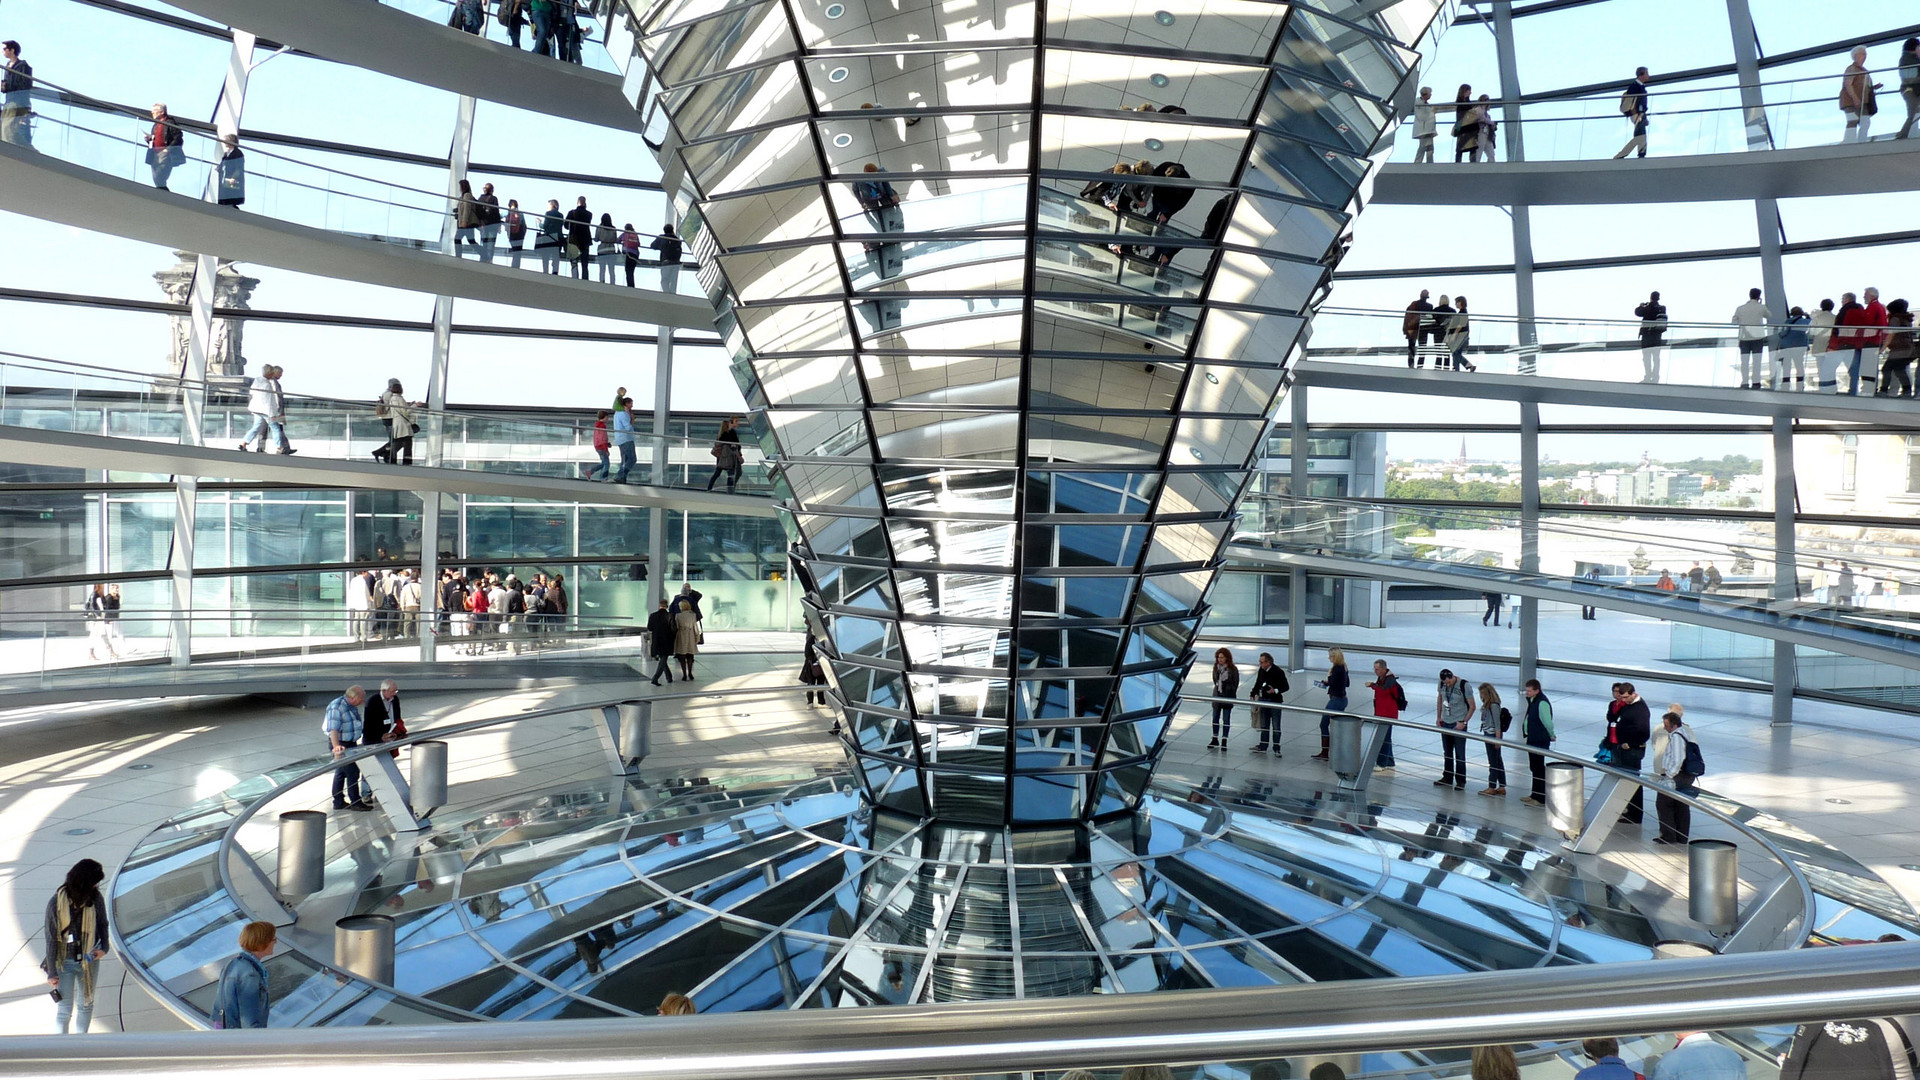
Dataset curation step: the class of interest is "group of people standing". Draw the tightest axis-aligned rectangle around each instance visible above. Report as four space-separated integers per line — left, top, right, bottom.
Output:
452 0 594 63
1204 649 1709 845
452 183 684 288
1637 286 1913 394
1408 84 1502 164
1401 288 1477 370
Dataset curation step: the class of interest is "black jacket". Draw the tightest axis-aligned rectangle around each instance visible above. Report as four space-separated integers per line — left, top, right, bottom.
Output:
651 233 683 264
1249 664 1290 701
565 206 593 248
1635 300 1668 345
1610 697 1651 750
1148 162 1194 220
364 691 402 743
646 609 676 658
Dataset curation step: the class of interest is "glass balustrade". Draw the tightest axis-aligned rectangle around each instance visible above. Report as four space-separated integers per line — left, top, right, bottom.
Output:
1234 491 1920 657
114 685 1920 1033
0 606 647 685
6 86 703 297
383 0 624 74
1304 306 1908 396
1385 64 1912 163
0 354 776 493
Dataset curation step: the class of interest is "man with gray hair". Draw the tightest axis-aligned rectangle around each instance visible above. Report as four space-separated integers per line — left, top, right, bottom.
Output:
323 685 372 811
363 679 404 751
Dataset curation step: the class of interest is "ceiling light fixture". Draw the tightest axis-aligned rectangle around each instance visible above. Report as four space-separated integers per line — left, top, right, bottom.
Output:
832 132 854 147
1154 10 1175 25
825 2 844 16
1145 138 1164 151
1149 73 1170 88
828 66 850 82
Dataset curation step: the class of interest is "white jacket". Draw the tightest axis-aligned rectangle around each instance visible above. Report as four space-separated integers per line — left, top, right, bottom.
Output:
1413 101 1436 138
381 390 417 438
345 573 371 611
1732 299 1770 341
247 376 282 417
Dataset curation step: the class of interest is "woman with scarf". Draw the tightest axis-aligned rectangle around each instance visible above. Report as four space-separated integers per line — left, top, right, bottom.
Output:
41 859 109 1034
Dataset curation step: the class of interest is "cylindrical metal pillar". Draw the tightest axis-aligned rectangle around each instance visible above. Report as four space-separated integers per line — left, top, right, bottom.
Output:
1689 838 1740 929
334 914 396 984
619 701 652 764
276 810 326 896
1544 762 1584 836
1328 716 1363 778
410 740 448 810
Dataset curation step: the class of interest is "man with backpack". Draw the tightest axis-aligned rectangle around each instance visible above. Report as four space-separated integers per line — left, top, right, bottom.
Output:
1521 678 1556 806
1651 709 1703 844
1365 659 1404 771
1613 67 1651 160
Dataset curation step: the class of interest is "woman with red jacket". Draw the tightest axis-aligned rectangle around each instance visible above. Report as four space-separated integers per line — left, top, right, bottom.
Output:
589 410 611 480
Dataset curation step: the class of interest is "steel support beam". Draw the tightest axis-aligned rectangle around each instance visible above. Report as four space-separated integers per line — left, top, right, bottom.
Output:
170 29 258 667
649 329 675 612
1287 382 1308 672
1771 414 1797 726
418 94 475 661
1518 402 1539 686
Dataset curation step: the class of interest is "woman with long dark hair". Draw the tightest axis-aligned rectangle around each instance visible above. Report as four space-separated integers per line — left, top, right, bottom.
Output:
1451 84 1477 162
41 858 109 1034
1208 647 1239 750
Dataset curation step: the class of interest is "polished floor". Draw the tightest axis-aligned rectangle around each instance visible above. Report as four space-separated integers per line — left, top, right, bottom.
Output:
0 614 1915 1035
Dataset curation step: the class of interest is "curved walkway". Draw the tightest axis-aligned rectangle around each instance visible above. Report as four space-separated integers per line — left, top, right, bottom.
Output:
1290 358 1920 423
1372 139 1920 206
0 425 775 516
0 142 715 330
1227 542 1920 672
162 0 648 134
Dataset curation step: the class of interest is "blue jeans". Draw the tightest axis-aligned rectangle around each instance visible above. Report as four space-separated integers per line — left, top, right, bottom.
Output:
242 414 286 451
54 959 95 1034
1847 347 1870 394
1321 695 1346 737
613 441 636 483
1376 724 1396 767
455 225 477 254
590 447 610 479
330 738 368 806
531 8 553 55
151 156 176 190
1210 703 1232 741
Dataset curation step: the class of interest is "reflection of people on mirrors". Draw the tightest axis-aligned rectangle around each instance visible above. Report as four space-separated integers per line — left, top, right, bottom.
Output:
853 163 902 239
573 925 617 974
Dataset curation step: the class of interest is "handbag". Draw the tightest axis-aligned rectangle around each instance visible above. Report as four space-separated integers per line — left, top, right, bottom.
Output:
1593 744 1616 766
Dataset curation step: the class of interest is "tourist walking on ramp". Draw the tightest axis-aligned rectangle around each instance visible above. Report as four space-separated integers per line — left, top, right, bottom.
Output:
1311 647 1348 761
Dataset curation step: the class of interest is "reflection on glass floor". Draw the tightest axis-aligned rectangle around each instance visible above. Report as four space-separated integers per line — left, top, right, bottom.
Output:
314 770 1656 1019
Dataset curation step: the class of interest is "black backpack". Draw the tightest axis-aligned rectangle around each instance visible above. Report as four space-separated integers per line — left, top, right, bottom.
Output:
1680 733 1707 777
1780 1018 1916 1080
1390 680 1408 710
1498 706 1513 733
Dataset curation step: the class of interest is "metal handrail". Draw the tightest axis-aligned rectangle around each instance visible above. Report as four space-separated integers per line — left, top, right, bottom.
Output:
19 943 1920 1078
1176 695 1816 936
